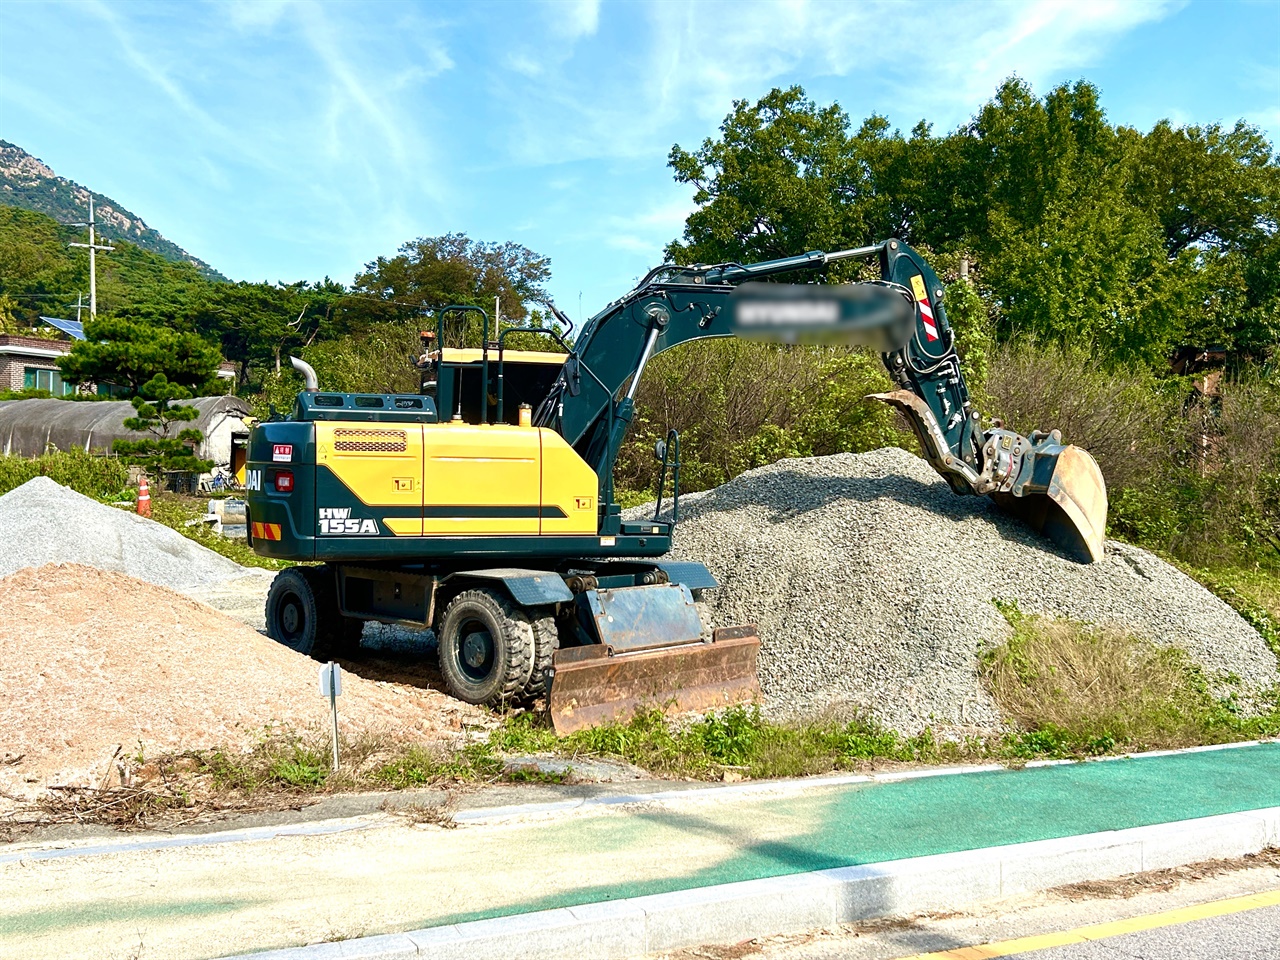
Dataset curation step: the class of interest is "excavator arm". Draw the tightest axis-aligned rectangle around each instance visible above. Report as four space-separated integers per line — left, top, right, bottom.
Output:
536 238 1107 563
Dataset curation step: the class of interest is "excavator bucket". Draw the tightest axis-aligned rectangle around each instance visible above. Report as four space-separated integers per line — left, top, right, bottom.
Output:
870 389 1107 564
548 625 762 735
991 444 1108 564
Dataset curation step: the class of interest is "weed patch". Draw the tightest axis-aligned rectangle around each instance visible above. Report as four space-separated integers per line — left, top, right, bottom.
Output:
981 602 1280 754
0 448 130 500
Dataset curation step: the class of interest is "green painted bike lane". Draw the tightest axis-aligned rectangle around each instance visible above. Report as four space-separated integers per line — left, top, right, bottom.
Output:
3 743 1278 960
428 742 1280 927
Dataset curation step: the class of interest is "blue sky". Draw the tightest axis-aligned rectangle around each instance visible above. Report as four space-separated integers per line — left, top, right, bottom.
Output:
2 0 1278 322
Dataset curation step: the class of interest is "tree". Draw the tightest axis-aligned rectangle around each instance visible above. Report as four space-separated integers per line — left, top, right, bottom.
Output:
58 316 222 396
667 87 869 267
112 374 213 476
352 233 551 337
666 78 1280 370
187 279 353 384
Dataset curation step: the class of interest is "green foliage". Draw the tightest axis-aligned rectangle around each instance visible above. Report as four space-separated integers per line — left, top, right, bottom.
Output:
112 374 212 476
0 447 130 499
1174 564 1280 661
668 78 1280 372
184 278 353 386
300 321 423 395
350 233 553 355
0 205 219 328
0 388 108 402
59 316 222 397
615 340 907 498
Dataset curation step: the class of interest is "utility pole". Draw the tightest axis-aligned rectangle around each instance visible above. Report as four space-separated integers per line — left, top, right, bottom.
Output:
68 293 86 322
68 197 114 316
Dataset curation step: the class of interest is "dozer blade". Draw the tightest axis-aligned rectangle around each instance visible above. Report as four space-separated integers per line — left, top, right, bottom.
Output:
991 444 1108 564
548 625 762 735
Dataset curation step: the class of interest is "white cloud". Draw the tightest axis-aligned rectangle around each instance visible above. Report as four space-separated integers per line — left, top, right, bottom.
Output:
604 196 697 257
223 0 293 32
491 0 1181 167
550 0 601 40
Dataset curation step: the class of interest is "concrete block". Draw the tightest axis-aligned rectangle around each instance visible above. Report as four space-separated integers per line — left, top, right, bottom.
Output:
817 849 1003 925
1138 813 1269 872
1244 806 1280 847
236 933 420 960
409 904 646 960
413 910 576 960
640 871 843 954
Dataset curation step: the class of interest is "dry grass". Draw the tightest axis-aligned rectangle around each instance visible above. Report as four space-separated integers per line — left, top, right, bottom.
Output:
981 603 1279 754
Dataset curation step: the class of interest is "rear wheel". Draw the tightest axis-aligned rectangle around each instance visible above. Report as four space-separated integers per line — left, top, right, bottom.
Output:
264 566 362 659
437 588 534 707
265 568 322 656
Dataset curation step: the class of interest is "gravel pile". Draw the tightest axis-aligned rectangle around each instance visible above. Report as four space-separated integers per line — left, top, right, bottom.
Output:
628 447 1278 733
0 476 246 592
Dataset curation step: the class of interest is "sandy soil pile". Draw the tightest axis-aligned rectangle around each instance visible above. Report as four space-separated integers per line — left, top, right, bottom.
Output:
0 563 480 798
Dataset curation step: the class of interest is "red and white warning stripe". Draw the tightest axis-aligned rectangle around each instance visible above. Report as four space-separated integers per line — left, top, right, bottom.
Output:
918 297 939 342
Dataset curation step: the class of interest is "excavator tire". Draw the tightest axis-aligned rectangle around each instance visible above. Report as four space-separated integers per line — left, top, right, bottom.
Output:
265 567 362 660
518 612 559 705
265 568 323 657
438 588 534 708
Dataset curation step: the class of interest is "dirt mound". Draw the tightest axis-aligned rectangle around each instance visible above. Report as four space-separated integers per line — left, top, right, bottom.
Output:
0 564 480 798
629 448 1278 732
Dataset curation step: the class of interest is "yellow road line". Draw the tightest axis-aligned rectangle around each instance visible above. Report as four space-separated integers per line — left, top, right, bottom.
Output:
896 889 1280 960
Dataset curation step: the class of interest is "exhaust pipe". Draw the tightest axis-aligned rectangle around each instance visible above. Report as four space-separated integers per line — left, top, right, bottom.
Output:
289 356 319 392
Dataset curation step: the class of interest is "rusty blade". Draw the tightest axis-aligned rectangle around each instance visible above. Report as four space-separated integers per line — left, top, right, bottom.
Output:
992 444 1108 563
548 626 762 736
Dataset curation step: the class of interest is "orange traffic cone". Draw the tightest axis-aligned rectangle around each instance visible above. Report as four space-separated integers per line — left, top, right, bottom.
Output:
137 476 152 517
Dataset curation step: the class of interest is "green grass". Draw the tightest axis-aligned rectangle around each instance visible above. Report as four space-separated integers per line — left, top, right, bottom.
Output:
1181 563 1280 660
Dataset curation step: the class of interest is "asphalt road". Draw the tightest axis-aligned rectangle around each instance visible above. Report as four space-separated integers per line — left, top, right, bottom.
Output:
1010 903 1279 959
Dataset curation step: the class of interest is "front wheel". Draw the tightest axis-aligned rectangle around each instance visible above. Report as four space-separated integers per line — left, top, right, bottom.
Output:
437 589 534 708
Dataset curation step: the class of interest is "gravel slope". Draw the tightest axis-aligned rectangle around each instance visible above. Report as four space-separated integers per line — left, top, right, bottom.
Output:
0 476 245 591
627 447 1277 733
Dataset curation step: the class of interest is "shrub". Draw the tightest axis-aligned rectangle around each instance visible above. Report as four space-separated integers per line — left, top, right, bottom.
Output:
981 603 1280 752
0 448 130 500
616 340 909 498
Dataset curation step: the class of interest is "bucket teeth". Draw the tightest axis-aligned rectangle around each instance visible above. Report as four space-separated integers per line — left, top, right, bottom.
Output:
547 626 762 735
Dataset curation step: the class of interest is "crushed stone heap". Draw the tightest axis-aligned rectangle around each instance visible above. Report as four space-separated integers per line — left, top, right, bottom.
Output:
0 476 246 591
629 447 1278 733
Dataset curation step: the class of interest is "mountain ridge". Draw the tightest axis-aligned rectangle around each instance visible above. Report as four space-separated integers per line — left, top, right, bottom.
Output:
0 140 224 281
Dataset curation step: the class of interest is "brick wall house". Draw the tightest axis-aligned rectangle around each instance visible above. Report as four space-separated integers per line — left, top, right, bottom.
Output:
0 334 236 394
0 334 75 393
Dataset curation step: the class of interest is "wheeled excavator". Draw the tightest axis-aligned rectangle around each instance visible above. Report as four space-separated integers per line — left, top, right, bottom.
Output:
243 239 1107 733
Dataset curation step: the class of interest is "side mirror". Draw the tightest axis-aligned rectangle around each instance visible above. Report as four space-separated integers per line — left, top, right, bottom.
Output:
654 439 667 461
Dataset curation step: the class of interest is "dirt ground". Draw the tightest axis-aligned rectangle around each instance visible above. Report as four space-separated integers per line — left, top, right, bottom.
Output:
0 563 481 803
